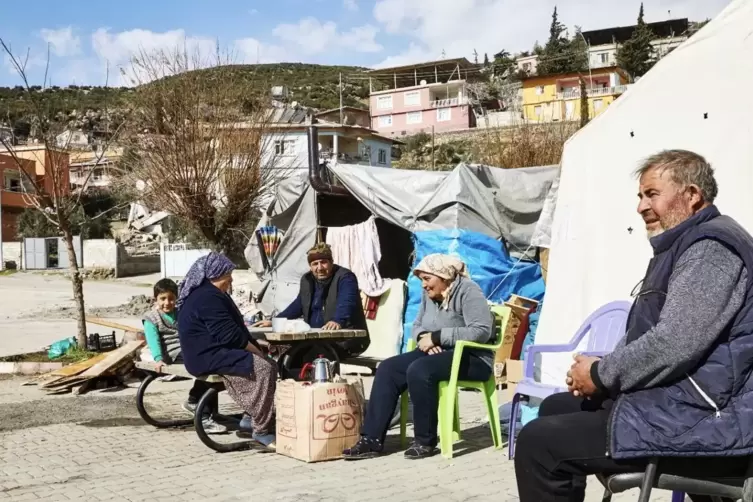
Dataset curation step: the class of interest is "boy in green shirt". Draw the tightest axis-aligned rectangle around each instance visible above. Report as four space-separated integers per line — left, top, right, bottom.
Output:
142 278 226 434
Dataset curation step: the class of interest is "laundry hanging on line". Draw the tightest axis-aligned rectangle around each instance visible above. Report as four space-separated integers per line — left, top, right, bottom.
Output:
325 216 390 298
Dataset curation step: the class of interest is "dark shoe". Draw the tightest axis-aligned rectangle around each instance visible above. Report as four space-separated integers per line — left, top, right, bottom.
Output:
238 414 253 433
404 442 437 460
342 437 383 460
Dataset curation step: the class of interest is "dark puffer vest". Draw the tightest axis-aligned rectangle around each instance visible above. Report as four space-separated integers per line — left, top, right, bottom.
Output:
299 266 370 358
610 205 753 459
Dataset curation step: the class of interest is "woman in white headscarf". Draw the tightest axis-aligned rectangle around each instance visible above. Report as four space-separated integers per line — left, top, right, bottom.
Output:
343 254 495 461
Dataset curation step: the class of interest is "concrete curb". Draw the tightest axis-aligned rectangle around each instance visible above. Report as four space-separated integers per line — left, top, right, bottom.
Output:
0 361 64 375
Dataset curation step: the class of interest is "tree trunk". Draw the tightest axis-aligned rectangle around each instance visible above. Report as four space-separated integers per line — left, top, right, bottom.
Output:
62 225 87 347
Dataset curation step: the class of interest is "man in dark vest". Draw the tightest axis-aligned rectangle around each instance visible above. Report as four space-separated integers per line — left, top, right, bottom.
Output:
515 150 753 502
255 242 369 358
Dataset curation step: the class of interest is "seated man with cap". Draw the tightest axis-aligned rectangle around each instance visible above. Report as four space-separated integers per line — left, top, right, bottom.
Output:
254 242 370 359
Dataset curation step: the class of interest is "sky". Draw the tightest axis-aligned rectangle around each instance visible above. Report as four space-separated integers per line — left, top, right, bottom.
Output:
0 0 732 87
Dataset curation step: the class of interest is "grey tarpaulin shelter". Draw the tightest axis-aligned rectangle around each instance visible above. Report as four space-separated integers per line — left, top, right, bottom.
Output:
247 164 556 311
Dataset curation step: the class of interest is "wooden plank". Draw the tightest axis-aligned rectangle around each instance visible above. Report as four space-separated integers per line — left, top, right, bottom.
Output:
50 353 109 377
265 330 366 342
87 317 143 333
134 361 224 383
43 376 89 390
79 341 144 378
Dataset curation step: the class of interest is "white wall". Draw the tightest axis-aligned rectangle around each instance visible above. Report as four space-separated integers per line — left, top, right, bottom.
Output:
82 239 118 269
362 139 393 167
263 132 308 171
1 241 22 268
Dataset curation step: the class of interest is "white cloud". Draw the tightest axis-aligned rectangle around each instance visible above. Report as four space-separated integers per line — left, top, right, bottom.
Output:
40 26 81 57
272 17 383 54
234 38 289 63
92 28 215 66
373 0 731 67
343 0 358 11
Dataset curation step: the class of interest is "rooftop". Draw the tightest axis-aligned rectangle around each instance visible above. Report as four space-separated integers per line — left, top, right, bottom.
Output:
367 57 476 75
583 18 689 46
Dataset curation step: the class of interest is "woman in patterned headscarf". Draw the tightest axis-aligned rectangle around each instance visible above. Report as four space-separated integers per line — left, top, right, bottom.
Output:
343 253 494 461
177 252 277 449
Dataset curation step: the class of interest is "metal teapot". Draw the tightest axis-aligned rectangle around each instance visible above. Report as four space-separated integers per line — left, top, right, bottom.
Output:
313 354 335 383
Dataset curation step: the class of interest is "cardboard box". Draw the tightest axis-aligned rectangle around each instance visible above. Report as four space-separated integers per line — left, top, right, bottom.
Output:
275 378 365 463
501 359 525 403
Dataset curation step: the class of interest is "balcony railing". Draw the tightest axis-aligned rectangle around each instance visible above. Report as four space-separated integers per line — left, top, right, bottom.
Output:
557 85 631 100
430 97 468 108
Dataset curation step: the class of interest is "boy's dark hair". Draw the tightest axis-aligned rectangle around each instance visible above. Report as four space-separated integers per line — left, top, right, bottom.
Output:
153 278 178 298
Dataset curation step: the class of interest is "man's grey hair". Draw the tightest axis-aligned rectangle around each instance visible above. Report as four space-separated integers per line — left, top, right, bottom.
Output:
634 149 718 203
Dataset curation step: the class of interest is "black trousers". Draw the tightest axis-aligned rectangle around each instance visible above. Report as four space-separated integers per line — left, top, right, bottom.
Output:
361 349 491 447
187 380 219 417
514 392 748 502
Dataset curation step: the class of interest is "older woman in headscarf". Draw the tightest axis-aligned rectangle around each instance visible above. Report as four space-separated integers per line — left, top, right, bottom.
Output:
343 254 494 460
177 252 277 448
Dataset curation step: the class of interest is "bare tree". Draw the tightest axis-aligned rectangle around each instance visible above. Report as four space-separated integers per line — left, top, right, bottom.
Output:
119 47 289 255
0 40 123 346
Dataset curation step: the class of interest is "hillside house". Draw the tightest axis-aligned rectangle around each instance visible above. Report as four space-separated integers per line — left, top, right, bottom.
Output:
261 107 396 169
367 58 478 137
1 154 42 241
515 18 689 77
521 67 631 122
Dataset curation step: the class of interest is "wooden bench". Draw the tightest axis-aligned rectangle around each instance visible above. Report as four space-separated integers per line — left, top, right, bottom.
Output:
134 361 261 453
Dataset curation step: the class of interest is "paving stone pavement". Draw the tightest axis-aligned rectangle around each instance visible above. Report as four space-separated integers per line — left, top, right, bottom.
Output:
0 377 675 502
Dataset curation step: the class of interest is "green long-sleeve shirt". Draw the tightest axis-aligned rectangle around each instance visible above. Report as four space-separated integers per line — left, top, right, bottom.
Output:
143 311 177 363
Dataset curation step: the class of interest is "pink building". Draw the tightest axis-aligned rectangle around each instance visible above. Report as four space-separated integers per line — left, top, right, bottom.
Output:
367 58 477 138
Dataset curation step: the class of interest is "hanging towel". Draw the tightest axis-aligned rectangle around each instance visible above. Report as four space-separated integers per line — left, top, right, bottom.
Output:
326 216 390 297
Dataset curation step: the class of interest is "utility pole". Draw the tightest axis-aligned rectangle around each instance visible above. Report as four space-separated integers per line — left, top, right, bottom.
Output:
339 72 344 124
579 31 593 91
431 126 435 170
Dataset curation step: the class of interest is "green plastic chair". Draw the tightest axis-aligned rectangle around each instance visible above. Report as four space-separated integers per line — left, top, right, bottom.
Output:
399 304 512 459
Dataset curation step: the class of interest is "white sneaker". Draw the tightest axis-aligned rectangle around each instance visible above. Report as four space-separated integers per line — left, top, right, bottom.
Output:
202 417 228 435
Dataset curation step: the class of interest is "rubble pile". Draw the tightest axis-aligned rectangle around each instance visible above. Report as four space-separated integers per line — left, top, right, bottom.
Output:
120 231 161 256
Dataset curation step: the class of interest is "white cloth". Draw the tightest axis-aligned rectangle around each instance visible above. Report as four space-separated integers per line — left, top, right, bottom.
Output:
325 216 390 297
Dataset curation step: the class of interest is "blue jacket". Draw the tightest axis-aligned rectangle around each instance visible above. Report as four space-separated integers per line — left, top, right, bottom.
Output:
177 281 254 377
610 205 753 459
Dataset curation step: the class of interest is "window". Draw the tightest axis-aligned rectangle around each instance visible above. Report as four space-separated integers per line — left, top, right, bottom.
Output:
274 139 296 156
599 53 609 64
406 111 422 124
535 85 545 95
378 149 387 165
534 105 543 118
523 63 532 71
436 108 451 122
378 115 393 127
377 95 393 109
3 171 22 192
593 99 604 114
404 91 420 106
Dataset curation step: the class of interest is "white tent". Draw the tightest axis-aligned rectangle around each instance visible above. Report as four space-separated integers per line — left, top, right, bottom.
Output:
535 0 753 385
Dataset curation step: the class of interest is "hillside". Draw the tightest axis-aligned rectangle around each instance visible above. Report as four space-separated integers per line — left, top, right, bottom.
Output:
0 63 370 136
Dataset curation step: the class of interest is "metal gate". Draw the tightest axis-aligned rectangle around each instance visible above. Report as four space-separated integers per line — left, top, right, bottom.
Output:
23 236 82 270
160 243 211 278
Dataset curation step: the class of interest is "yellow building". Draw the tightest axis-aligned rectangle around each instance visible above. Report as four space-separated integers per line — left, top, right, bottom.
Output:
521 67 631 122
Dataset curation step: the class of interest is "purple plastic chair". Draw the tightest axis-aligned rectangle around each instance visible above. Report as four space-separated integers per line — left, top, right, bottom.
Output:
507 300 632 459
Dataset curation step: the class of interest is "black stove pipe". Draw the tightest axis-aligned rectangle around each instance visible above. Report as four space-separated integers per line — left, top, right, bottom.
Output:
307 125 349 196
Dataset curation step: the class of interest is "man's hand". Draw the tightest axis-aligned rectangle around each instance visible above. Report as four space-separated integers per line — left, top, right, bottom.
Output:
322 321 341 331
417 333 435 353
427 346 443 355
154 361 166 372
252 320 272 328
246 342 265 358
567 354 600 398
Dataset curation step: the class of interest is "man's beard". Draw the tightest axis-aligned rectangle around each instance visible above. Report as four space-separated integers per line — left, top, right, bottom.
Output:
645 206 692 239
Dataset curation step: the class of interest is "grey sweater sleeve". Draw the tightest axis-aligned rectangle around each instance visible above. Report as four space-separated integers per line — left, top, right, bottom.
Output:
411 293 428 343
439 283 494 347
596 239 747 394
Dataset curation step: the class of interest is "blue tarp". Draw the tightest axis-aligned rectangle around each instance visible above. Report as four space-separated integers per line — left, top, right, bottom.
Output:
401 229 546 352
